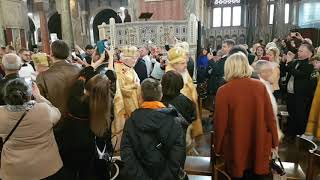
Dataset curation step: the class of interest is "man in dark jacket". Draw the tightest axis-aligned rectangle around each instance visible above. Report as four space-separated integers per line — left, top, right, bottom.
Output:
121 78 186 180
284 43 317 136
0 53 22 105
207 39 235 95
134 57 148 83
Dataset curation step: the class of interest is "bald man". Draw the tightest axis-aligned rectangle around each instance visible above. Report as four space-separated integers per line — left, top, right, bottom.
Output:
0 53 22 105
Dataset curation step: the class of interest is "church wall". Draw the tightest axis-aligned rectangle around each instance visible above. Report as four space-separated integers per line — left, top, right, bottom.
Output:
0 0 29 48
137 0 185 21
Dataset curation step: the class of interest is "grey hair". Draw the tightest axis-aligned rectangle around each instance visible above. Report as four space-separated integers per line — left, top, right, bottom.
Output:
4 78 32 105
252 60 272 74
2 53 22 71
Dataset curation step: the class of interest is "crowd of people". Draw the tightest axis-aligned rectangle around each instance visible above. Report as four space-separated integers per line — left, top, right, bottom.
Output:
0 30 319 180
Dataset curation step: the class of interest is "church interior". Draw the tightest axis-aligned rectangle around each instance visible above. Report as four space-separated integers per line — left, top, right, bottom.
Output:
0 0 320 180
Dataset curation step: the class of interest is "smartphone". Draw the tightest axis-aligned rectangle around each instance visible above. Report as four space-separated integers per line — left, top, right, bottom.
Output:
97 40 106 54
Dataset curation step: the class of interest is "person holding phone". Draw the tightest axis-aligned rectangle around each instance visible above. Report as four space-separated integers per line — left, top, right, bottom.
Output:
0 79 63 180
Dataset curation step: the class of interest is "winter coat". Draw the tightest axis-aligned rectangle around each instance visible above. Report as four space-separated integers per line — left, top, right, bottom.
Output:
120 107 185 180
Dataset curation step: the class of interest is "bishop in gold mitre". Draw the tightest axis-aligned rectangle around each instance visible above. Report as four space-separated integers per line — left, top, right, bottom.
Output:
166 46 203 144
112 46 141 149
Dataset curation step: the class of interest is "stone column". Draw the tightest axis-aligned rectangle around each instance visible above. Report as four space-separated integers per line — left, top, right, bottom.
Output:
246 0 257 46
35 0 50 54
288 0 294 25
294 0 300 25
81 11 89 45
272 0 286 39
0 2 5 45
128 0 138 21
256 0 268 43
61 0 74 49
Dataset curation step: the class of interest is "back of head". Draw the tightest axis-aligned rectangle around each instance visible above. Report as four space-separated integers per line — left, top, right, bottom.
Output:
4 78 31 105
6 45 15 53
223 39 236 47
266 42 277 50
141 78 162 102
51 40 70 60
161 71 184 99
2 53 22 71
18 48 28 55
85 45 94 50
85 74 113 137
229 45 248 56
224 52 252 82
252 60 271 75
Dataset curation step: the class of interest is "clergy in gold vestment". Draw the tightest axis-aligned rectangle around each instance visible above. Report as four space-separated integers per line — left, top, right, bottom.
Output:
305 78 320 139
166 46 203 142
112 46 141 147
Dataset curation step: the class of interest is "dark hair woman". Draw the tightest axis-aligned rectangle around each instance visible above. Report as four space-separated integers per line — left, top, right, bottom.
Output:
161 70 196 154
58 65 116 179
0 78 63 180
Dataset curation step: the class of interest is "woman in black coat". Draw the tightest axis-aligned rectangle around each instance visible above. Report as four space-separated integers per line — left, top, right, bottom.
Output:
161 70 196 125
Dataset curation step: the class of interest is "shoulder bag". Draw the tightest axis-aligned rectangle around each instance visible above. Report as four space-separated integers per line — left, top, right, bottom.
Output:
0 110 29 167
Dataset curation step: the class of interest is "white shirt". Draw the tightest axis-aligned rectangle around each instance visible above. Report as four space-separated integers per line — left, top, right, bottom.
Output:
19 63 35 78
260 77 284 140
150 62 165 80
287 62 300 94
143 55 152 77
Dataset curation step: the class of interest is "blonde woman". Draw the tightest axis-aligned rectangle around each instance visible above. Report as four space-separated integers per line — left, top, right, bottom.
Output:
214 52 279 179
266 47 281 99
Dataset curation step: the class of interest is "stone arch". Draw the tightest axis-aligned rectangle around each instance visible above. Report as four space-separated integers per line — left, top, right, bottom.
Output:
232 34 238 44
48 12 62 40
89 8 122 44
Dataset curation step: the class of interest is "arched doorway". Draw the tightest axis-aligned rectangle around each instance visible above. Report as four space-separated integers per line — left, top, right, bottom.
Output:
48 12 62 40
28 17 36 50
92 9 122 43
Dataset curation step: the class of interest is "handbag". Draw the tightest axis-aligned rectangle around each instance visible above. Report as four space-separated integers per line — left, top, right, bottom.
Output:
0 110 28 167
270 151 286 176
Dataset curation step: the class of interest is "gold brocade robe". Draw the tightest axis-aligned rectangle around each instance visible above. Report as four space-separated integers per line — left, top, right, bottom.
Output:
305 78 320 139
113 62 141 138
166 65 203 138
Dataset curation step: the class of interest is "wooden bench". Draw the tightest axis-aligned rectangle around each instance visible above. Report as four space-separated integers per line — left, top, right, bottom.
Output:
306 148 320 180
279 135 317 179
184 131 231 180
